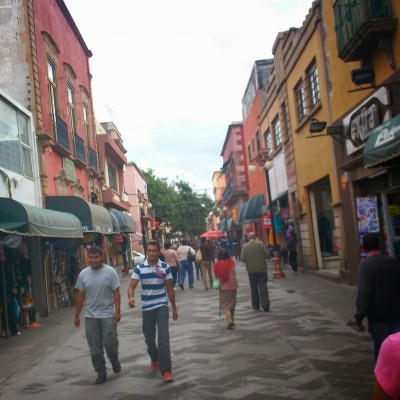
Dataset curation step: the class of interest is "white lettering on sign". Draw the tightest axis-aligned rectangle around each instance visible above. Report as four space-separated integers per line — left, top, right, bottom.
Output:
374 124 400 148
349 104 379 145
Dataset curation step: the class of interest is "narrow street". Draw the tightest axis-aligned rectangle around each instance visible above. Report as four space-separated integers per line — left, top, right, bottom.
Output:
0 262 374 400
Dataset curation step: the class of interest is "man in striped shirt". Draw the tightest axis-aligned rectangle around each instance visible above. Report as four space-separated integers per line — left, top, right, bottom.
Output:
127 240 178 383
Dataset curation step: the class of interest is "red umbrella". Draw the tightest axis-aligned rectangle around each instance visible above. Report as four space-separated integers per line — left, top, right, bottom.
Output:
200 230 226 239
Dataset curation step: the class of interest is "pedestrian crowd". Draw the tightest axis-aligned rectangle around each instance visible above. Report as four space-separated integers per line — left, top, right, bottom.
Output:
73 231 400 399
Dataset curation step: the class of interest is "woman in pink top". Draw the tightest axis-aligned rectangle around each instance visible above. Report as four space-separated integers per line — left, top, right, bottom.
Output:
162 242 180 287
213 248 238 330
374 332 400 399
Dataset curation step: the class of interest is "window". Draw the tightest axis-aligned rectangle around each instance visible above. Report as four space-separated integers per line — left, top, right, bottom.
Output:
273 117 282 148
256 131 261 153
264 129 272 154
0 97 33 178
47 60 57 133
307 61 320 108
108 164 118 191
295 80 306 122
67 86 76 135
247 145 251 162
83 103 90 147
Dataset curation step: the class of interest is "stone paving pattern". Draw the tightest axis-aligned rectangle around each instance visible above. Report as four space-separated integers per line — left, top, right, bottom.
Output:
0 261 374 399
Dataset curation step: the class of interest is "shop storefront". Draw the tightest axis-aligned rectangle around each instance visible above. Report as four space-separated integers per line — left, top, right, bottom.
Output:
108 208 136 273
0 198 83 337
337 86 400 283
238 194 265 242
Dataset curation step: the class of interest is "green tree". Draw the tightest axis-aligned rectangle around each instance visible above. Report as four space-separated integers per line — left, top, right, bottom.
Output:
142 169 213 238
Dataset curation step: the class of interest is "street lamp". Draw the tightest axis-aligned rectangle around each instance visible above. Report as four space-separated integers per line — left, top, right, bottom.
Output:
139 200 152 252
249 151 285 279
223 206 228 240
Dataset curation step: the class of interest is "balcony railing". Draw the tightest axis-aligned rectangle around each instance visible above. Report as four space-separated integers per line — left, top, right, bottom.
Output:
54 114 69 150
74 134 86 164
88 147 99 172
333 0 396 61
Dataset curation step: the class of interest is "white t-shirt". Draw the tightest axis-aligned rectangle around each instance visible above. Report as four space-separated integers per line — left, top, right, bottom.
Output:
75 264 120 318
176 245 195 261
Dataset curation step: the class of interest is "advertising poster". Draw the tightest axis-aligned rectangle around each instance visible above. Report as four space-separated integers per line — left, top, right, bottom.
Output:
356 196 379 234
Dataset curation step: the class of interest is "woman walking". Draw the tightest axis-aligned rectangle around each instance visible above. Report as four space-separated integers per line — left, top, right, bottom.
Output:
213 249 238 330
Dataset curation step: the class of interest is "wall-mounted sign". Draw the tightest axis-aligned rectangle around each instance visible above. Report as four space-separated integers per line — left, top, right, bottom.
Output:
343 87 390 155
356 196 379 234
262 213 272 229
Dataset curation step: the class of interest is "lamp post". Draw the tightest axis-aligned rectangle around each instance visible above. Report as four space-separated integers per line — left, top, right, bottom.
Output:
139 200 152 252
223 206 228 240
249 152 285 279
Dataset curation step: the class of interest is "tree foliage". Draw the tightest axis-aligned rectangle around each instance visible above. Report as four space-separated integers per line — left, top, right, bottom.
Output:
142 169 214 238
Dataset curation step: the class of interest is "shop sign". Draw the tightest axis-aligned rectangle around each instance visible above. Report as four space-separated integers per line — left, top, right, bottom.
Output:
343 87 390 155
262 213 272 229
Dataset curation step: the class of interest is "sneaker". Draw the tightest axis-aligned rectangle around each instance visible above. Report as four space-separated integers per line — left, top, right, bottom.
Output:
162 371 173 383
179 283 184 290
150 360 159 372
95 374 107 384
112 360 121 374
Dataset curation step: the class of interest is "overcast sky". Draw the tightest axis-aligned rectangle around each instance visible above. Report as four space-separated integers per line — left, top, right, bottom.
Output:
64 0 313 197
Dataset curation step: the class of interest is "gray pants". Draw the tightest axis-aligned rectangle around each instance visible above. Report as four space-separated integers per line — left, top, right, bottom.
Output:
142 305 171 373
85 317 119 375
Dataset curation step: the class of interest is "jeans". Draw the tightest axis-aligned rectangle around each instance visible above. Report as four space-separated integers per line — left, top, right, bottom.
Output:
142 305 171 373
248 272 270 311
85 317 119 376
289 251 298 272
179 260 194 288
195 262 201 278
170 266 178 287
369 320 400 362
200 261 213 288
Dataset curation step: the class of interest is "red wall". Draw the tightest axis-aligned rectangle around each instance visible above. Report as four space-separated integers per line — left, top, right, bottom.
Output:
33 0 94 197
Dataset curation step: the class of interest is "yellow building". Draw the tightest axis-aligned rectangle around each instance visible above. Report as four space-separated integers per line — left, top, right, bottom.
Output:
272 2 344 276
322 0 400 284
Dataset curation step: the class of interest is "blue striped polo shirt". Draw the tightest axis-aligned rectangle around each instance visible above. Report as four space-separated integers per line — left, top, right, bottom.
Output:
132 259 172 311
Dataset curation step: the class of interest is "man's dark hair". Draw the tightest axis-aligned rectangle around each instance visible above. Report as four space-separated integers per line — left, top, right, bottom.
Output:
147 240 161 251
181 239 188 246
88 246 103 256
200 237 206 243
217 248 231 261
164 242 171 250
363 233 380 252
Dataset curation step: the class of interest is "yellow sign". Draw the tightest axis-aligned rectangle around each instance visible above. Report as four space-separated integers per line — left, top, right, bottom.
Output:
232 208 238 220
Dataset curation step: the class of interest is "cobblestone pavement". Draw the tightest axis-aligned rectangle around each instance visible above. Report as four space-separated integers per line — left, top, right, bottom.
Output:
0 261 374 399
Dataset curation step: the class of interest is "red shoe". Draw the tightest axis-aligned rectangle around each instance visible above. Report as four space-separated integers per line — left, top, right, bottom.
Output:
150 361 159 372
30 322 41 328
162 371 173 383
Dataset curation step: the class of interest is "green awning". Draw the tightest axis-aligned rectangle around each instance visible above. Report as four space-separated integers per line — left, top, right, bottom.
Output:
364 114 400 168
238 194 265 224
0 198 83 238
109 208 136 233
46 196 113 234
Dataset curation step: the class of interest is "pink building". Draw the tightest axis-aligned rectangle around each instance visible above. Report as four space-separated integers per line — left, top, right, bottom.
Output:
125 163 150 251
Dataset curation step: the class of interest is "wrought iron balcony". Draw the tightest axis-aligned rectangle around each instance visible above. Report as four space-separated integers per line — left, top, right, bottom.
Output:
52 114 70 156
73 134 86 167
88 147 99 173
333 0 397 62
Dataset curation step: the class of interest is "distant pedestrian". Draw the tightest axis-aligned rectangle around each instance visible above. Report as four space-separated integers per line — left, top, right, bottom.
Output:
127 240 178 383
287 231 298 275
74 246 121 385
199 237 214 290
162 242 180 287
214 248 238 329
354 233 400 361
240 232 270 312
176 239 196 290
374 332 400 400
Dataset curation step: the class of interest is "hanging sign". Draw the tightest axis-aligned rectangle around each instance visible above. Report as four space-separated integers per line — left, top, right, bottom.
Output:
262 213 272 229
356 196 379 234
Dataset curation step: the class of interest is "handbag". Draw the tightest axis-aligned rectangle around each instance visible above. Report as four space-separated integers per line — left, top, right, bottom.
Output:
187 248 195 262
12 297 21 321
195 249 202 263
212 278 221 289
